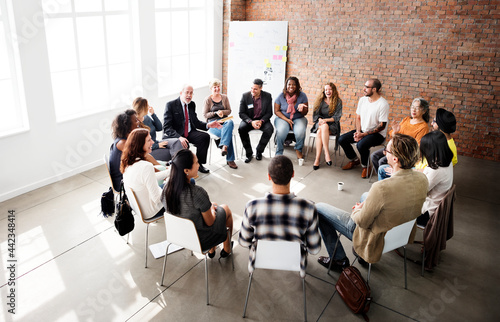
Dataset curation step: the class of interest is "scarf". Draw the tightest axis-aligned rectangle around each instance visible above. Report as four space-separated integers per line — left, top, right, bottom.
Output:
285 93 297 119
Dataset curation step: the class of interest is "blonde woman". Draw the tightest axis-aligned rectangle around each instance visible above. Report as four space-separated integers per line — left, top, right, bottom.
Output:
311 82 343 170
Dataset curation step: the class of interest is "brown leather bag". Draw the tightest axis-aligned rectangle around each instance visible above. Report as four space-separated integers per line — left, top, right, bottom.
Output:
336 266 371 321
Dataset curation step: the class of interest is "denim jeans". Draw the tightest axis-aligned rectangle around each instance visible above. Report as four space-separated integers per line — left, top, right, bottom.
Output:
316 192 368 260
338 129 385 167
274 117 307 155
208 120 235 161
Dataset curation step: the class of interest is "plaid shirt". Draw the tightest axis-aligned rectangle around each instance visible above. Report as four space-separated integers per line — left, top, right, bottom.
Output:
238 192 321 277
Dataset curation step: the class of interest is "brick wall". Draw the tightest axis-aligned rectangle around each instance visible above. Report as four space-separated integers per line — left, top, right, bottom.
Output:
222 0 500 161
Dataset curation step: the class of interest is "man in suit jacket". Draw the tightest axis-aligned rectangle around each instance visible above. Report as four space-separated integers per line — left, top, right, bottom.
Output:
315 134 428 271
238 79 274 163
163 85 221 173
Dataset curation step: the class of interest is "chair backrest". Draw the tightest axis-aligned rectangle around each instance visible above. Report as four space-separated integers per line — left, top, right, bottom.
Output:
382 219 417 254
254 240 301 272
126 187 150 224
103 154 118 193
164 212 203 253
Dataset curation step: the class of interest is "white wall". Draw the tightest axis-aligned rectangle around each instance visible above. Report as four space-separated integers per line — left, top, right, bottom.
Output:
0 0 223 202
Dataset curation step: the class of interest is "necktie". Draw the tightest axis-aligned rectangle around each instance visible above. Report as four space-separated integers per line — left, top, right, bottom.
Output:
183 103 189 137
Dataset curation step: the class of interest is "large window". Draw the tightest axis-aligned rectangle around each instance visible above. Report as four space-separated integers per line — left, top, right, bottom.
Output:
43 0 137 121
0 0 29 137
155 0 213 97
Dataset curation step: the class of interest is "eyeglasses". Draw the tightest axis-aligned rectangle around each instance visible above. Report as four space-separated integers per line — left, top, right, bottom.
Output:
383 148 392 155
410 105 421 111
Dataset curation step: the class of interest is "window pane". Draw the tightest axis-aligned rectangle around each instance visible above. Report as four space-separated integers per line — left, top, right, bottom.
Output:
0 25 11 79
157 56 172 97
190 53 206 88
81 67 108 109
0 80 23 132
106 15 131 64
109 62 134 105
171 11 188 56
190 10 205 53
44 18 78 72
41 0 72 14
76 16 106 68
171 55 189 85
171 1 185 9
155 0 171 9
74 0 102 12
155 12 171 58
104 0 128 11
51 71 82 118
190 0 205 8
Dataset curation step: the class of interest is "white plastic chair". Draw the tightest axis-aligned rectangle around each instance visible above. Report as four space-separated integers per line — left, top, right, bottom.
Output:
242 240 307 321
161 212 233 305
304 132 338 165
240 129 273 158
367 219 417 289
125 187 164 268
208 130 239 164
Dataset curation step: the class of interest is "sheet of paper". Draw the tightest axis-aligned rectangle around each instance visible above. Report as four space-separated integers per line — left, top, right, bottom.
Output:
149 241 183 259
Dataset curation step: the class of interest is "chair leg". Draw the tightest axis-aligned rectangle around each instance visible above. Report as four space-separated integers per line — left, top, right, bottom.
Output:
404 246 408 289
126 233 129 244
327 232 341 275
368 165 376 183
205 254 209 305
305 136 315 160
145 224 150 268
367 263 372 285
228 229 235 271
161 244 171 286
242 273 254 318
421 246 425 277
302 277 307 322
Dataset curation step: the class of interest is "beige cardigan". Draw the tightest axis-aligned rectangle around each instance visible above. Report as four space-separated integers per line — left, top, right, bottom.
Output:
351 169 428 263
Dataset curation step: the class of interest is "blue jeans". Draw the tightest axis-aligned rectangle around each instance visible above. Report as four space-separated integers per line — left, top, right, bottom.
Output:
208 120 235 161
378 164 392 181
274 117 307 155
316 193 368 260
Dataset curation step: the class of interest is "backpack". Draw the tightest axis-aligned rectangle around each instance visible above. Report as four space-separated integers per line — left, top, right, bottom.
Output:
100 187 115 217
336 266 372 321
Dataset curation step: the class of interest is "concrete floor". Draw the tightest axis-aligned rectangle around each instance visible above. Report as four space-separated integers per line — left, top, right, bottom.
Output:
1 141 499 322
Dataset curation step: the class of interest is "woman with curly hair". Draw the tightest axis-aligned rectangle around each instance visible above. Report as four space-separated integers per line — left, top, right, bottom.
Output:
311 82 343 170
121 128 168 220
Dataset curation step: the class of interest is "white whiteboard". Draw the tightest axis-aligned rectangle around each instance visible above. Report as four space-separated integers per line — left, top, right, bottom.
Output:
227 21 288 123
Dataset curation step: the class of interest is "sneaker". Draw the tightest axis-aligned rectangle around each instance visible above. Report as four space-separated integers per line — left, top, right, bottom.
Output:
317 256 350 272
342 159 360 170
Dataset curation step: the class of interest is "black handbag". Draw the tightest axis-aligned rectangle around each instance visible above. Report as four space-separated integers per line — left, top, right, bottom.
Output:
100 187 115 218
114 183 135 236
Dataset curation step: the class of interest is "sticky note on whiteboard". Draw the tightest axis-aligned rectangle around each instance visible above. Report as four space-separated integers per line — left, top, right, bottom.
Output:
249 32 254 37
282 46 288 51
266 63 271 68
275 45 280 50
230 42 235 47
282 56 287 62
264 59 269 64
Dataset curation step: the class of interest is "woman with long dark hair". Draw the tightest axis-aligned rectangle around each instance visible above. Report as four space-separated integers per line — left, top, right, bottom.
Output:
416 131 453 226
121 128 168 220
274 76 308 158
162 149 233 258
311 82 343 170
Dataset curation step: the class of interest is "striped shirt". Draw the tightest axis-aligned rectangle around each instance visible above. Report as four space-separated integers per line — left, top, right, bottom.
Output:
238 192 321 277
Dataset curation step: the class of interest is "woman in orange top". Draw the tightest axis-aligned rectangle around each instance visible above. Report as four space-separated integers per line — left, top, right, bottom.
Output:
371 98 430 172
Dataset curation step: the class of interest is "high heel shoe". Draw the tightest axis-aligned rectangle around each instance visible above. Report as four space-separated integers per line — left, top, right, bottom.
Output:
208 249 216 259
313 165 319 170
326 161 332 166
219 241 233 259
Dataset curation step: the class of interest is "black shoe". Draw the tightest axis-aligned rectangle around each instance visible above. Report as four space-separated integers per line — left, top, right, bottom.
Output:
245 155 253 163
208 249 216 259
317 256 350 272
352 247 369 267
199 164 210 173
326 161 332 166
219 241 233 260
256 152 263 161
313 165 319 170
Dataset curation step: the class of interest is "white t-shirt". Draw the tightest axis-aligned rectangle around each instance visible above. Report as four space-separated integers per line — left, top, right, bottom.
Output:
123 160 169 220
421 163 453 217
356 96 390 137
